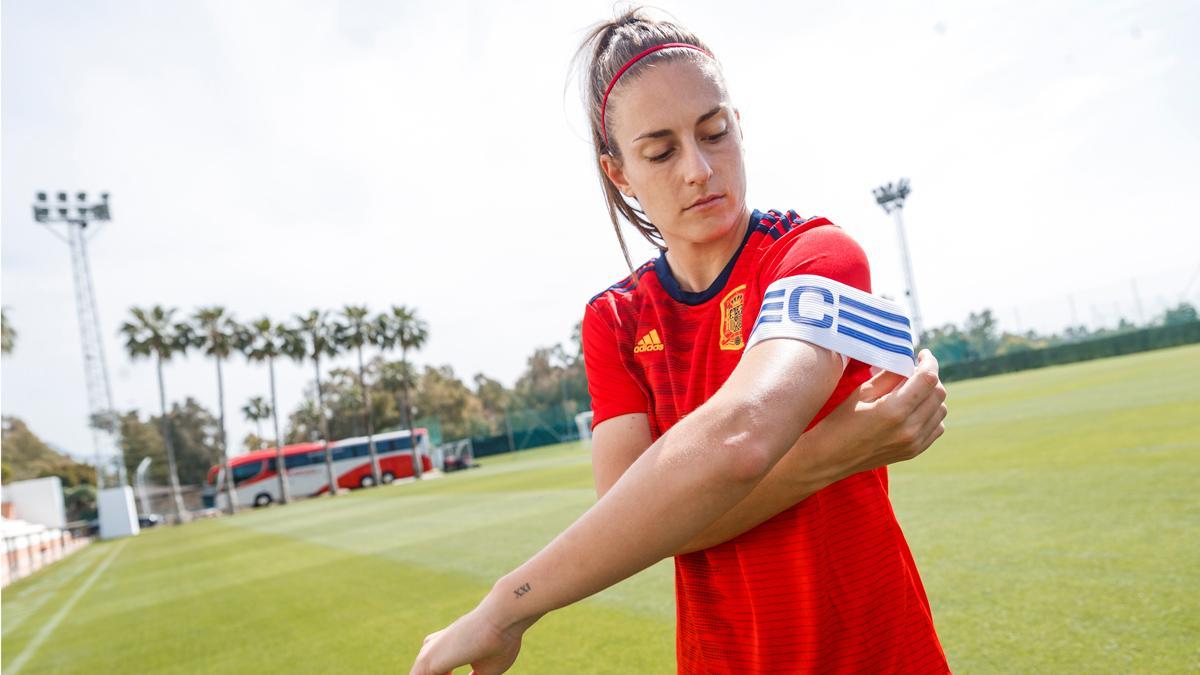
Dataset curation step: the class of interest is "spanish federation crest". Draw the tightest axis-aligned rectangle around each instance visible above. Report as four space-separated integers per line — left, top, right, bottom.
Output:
719 284 746 351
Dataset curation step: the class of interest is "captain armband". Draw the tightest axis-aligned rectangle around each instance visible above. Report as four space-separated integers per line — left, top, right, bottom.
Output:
747 275 917 377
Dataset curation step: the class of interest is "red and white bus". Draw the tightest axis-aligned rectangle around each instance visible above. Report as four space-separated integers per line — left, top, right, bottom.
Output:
204 428 433 509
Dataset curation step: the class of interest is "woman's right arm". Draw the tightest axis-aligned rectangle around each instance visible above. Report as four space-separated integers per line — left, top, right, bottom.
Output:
411 337 845 675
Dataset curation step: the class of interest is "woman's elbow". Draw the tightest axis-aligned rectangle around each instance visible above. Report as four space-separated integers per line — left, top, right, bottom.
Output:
719 429 776 485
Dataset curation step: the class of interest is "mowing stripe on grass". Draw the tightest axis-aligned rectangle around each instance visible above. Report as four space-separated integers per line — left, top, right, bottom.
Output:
2 545 101 637
5 540 127 675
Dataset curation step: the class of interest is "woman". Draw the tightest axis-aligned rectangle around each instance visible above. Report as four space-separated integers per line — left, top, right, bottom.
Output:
412 9 949 674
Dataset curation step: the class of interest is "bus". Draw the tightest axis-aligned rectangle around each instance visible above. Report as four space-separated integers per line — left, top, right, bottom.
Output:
204 428 434 509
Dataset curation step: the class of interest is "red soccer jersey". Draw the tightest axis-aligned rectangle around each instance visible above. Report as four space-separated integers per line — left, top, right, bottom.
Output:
583 209 948 674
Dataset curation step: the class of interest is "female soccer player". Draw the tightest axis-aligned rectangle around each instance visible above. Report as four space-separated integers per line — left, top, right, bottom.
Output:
411 9 949 674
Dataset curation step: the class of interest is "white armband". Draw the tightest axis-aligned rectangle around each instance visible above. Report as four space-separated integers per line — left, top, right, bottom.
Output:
747 275 916 376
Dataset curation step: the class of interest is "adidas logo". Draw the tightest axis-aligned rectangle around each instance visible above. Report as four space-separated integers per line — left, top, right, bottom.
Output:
633 329 665 354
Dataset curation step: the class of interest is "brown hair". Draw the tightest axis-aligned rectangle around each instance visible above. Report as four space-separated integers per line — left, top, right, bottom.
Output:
573 8 722 270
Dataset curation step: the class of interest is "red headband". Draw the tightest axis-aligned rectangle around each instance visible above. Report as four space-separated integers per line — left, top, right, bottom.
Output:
600 42 711 150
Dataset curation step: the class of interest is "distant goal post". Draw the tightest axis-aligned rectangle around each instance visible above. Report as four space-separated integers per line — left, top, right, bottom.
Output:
575 411 594 445
434 439 475 472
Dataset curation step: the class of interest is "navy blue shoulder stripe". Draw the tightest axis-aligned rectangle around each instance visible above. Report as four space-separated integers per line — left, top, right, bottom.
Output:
752 208 813 240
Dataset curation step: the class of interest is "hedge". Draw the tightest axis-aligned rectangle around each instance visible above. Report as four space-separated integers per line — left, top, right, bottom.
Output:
939 321 1200 382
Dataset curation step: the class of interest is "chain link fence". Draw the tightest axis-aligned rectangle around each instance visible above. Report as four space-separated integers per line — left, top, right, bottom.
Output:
424 405 587 458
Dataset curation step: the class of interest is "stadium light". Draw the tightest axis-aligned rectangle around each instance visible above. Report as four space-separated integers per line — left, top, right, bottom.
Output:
31 190 124 489
873 178 925 343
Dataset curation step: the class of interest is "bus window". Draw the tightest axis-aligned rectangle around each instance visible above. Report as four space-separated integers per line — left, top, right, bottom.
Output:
331 445 353 462
232 461 264 485
354 443 370 457
285 453 310 469
267 458 277 473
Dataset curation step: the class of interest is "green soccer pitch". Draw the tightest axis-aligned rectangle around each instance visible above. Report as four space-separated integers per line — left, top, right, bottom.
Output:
3 344 1198 674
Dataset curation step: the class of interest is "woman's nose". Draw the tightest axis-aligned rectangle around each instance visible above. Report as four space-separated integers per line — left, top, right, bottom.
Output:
681 140 714 186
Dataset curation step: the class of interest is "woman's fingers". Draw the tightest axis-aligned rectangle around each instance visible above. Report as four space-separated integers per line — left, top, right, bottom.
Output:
902 390 948 459
884 389 939 457
883 364 947 462
912 415 946 457
856 367 906 404
918 400 947 445
915 380 947 425
882 350 940 414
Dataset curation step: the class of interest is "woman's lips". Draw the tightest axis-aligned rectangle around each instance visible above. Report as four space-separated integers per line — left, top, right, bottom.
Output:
685 194 725 211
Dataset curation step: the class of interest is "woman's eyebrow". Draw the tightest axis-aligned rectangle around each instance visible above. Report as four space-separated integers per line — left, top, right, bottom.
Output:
633 106 724 143
696 106 723 125
633 128 673 142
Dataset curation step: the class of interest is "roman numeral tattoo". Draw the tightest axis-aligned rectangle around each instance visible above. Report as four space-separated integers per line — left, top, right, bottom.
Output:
513 582 531 598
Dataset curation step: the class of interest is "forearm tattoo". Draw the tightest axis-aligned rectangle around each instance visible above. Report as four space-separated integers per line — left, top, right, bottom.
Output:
513 582 531 599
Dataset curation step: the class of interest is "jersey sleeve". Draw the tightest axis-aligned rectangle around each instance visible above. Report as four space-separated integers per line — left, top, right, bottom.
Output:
749 223 917 376
757 222 871 294
582 302 649 428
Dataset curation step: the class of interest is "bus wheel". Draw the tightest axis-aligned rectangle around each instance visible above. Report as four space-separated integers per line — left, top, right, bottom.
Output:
254 493 272 508
381 472 396 484
359 475 375 488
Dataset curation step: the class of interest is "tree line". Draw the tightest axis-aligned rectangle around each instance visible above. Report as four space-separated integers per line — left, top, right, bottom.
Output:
91 304 588 521
921 301 1198 365
105 303 433 519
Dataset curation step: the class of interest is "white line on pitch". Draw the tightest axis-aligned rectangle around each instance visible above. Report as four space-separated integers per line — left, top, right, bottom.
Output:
4 539 128 675
3 547 102 637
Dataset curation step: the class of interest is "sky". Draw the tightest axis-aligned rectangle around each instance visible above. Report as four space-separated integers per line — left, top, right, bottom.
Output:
3 0 1198 468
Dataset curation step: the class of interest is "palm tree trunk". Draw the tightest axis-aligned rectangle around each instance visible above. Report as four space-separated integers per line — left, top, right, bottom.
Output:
269 356 291 504
216 357 237 514
157 354 188 522
314 355 337 496
402 350 422 479
358 345 380 484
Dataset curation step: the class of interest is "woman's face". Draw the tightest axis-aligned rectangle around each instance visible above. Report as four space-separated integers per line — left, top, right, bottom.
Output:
601 58 748 249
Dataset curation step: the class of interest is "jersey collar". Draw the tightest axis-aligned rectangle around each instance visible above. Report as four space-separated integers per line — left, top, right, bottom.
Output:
654 209 761 306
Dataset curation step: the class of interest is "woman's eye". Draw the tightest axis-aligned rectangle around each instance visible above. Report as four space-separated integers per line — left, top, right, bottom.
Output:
648 148 675 162
704 130 729 143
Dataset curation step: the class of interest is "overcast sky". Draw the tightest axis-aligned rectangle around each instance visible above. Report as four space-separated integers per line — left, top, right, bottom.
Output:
3 0 1198 467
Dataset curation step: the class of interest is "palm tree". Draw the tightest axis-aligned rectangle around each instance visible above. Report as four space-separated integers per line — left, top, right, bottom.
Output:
336 305 381 486
238 317 291 504
241 396 271 447
120 305 189 521
378 305 429 479
282 310 340 496
191 307 241 514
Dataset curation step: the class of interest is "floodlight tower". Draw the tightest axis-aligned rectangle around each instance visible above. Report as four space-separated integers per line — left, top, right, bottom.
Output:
873 178 925 342
32 191 127 487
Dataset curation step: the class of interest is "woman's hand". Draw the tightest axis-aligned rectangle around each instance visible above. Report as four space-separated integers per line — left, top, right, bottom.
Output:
410 601 538 675
819 349 948 478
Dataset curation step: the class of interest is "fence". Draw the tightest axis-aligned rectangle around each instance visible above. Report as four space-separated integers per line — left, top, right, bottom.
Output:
940 320 1200 382
438 405 587 458
2 523 90 588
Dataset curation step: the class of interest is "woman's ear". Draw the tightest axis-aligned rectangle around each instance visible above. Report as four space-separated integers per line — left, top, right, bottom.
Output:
600 154 635 197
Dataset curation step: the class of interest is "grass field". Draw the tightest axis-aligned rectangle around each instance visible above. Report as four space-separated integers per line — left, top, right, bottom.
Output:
3 345 1198 674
